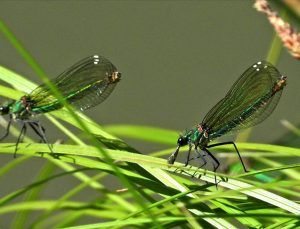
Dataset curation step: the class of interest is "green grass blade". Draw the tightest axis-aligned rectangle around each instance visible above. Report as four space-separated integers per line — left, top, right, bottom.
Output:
0 21 159 227
104 124 178 145
11 162 56 228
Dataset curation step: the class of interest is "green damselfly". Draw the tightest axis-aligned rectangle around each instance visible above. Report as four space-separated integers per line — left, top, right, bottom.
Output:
0 55 121 155
168 61 287 177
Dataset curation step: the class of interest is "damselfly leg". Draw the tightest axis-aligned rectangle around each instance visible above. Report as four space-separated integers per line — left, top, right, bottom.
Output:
206 141 248 172
28 121 56 157
0 115 12 142
14 123 27 157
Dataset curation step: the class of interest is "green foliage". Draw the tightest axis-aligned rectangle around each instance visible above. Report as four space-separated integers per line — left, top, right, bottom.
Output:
0 17 299 229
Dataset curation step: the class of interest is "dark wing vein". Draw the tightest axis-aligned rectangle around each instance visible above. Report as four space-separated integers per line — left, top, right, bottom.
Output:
29 55 119 113
202 61 284 140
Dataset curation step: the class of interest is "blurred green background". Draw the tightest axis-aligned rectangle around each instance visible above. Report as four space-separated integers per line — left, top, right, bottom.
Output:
0 1 300 142
0 1 299 227
1 1 299 143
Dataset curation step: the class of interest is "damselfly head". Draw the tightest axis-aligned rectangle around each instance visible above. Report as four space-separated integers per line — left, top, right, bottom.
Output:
167 135 188 164
0 105 10 115
177 136 188 146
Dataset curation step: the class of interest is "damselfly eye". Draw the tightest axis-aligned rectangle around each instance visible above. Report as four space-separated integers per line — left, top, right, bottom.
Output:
0 106 9 115
177 136 188 146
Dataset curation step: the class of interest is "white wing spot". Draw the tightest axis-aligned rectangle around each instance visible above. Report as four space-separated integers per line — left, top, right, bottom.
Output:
94 56 100 65
257 61 262 64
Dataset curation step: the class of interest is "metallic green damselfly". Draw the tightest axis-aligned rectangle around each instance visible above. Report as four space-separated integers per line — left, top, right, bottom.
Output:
0 55 121 155
168 61 287 177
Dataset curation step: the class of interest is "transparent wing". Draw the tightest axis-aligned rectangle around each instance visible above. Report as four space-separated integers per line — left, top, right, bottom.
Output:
29 55 121 113
202 61 285 139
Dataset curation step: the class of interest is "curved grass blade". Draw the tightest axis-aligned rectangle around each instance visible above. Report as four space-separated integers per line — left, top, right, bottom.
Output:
104 124 179 145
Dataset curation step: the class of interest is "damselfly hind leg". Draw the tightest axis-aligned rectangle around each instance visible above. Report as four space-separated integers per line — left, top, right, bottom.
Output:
14 123 27 158
207 141 248 173
192 147 207 178
28 121 59 158
184 143 193 166
171 144 194 176
203 147 220 187
203 146 230 187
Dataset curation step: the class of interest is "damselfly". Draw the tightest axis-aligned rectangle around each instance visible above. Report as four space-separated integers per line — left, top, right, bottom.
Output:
168 61 287 176
0 55 121 155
